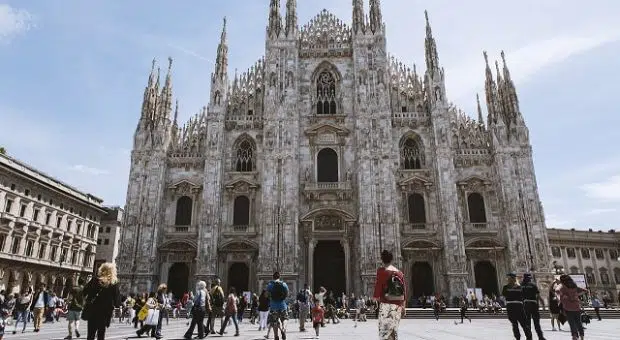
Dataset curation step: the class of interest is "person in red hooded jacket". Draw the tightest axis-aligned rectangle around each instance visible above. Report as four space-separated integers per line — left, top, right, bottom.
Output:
373 250 406 340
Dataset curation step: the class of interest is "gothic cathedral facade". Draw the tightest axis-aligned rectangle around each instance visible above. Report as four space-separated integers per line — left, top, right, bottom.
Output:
117 1 553 300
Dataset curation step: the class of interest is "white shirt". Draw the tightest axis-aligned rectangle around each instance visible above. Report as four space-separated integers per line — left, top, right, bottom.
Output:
34 292 45 308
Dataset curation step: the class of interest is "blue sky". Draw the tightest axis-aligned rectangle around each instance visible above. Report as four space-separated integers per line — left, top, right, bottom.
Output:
0 1 619 230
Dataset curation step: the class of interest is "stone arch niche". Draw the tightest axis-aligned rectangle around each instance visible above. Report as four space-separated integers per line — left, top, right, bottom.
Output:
158 240 197 294
218 241 259 293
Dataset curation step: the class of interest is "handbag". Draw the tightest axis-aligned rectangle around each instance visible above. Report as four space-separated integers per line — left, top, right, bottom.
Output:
138 305 149 321
81 286 102 321
145 308 160 326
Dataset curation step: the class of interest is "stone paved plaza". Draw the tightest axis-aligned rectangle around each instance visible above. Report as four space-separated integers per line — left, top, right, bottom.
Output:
3 317 619 340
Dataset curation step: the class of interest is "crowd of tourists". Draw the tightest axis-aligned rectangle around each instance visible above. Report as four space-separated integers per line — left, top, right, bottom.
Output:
0 251 611 340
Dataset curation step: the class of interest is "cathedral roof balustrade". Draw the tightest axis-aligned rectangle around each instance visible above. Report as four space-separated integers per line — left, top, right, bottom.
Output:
391 111 430 128
225 114 264 130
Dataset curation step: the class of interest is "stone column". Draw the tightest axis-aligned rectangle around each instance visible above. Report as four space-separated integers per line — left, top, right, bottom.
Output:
307 239 315 289
341 239 351 294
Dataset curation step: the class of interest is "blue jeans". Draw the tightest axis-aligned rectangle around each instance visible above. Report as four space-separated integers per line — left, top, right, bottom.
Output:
219 313 239 335
13 310 29 332
565 311 584 337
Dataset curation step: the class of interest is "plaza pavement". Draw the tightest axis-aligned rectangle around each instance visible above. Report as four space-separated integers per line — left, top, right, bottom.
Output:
3 317 619 339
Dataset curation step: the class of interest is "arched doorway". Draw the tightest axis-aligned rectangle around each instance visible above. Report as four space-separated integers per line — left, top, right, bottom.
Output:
227 262 249 293
316 148 339 182
313 240 346 296
167 263 190 299
474 261 499 296
411 262 434 298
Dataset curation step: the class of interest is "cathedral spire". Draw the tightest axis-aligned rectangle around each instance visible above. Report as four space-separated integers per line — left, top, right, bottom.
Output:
285 0 297 37
476 93 484 125
173 100 179 127
352 0 365 34
369 0 382 33
267 0 282 39
214 17 228 81
147 58 157 88
501 51 520 115
424 10 440 76
141 59 159 120
483 51 498 124
159 57 174 119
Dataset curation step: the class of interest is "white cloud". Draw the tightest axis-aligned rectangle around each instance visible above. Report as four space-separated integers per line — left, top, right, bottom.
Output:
0 4 34 43
581 175 620 202
70 164 110 176
447 29 620 101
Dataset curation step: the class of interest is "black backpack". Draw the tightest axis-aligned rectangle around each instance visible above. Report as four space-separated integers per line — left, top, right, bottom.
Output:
297 290 307 303
270 281 287 301
211 287 224 307
384 271 405 301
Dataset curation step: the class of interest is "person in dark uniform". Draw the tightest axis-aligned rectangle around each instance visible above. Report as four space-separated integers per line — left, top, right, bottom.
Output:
502 272 532 340
521 273 546 340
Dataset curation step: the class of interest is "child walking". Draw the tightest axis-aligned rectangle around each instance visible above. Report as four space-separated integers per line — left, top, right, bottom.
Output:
311 299 324 339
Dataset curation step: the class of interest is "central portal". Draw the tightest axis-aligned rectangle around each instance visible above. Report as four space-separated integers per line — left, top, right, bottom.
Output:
227 262 250 293
313 240 346 296
167 263 190 299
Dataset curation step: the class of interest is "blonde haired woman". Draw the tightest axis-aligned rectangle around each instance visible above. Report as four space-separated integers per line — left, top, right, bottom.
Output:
83 262 121 340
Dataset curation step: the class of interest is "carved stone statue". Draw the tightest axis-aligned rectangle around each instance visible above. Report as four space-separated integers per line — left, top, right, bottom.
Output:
305 168 311 181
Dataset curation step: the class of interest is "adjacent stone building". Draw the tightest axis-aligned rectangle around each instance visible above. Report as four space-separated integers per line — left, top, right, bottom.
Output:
0 153 103 296
117 1 552 299
93 206 124 272
548 228 620 301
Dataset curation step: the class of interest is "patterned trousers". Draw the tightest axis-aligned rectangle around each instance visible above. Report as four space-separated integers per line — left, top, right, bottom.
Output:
378 303 403 340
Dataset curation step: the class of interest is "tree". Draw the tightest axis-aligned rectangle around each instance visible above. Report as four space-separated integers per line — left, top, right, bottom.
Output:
0 146 5 155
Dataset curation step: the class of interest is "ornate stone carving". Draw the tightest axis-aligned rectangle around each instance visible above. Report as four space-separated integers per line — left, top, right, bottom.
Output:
314 215 343 231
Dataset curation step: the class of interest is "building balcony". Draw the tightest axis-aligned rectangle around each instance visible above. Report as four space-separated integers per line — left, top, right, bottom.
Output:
14 217 29 228
222 224 258 237
303 181 353 201
400 222 437 236
164 225 198 236
0 211 16 223
224 115 264 130
462 222 498 236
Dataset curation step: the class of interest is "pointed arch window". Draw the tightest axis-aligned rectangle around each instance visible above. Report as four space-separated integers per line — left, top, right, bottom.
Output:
316 71 338 115
400 137 423 169
234 138 255 172
175 196 193 226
